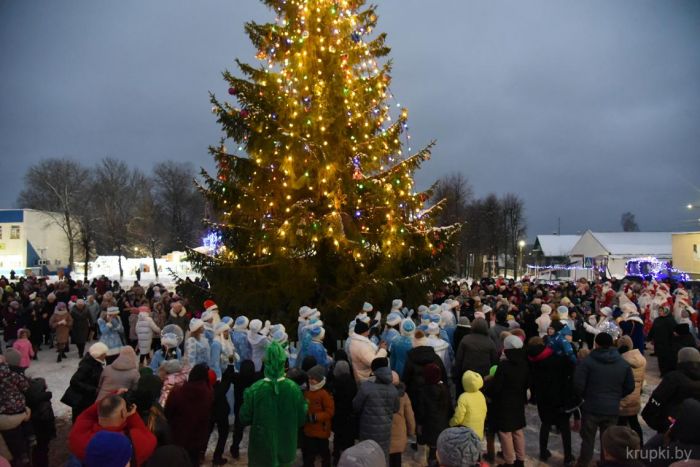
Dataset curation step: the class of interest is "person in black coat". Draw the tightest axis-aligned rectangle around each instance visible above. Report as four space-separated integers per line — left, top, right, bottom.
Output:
229 359 262 459
642 398 700 467
211 358 235 465
330 359 357 465
413 362 450 465
485 335 529 467
648 307 677 376
403 332 449 409
452 317 471 351
454 318 498 386
642 347 700 433
527 337 574 464
60 343 107 422
670 323 697 372
25 377 56 467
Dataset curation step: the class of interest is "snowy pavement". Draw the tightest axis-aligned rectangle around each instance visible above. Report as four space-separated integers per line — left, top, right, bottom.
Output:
30 342 660 466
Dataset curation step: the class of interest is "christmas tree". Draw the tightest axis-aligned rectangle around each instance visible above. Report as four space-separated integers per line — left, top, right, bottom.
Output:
189 0 459 328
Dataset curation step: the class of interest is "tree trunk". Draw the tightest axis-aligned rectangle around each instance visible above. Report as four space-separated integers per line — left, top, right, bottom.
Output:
117 245 124 278
151 241 159 279
83 237 89 282
64 211 75 274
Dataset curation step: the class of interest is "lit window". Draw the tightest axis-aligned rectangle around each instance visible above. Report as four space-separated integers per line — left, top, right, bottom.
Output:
10 225 20 239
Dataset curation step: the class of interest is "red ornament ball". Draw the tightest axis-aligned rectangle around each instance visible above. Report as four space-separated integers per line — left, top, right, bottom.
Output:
228 87 237 95
240 109 249 118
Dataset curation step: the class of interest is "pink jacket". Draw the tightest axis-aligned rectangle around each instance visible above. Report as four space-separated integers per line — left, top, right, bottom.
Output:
12 339 34 368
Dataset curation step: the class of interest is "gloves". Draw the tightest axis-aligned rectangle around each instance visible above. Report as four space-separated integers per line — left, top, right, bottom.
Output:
306 413 316 424
58 320 67 325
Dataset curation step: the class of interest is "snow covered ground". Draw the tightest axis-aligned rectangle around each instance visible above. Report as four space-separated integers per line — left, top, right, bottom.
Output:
29 342 660 466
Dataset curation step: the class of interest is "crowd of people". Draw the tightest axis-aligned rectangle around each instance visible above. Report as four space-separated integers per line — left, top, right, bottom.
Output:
1 273 700 467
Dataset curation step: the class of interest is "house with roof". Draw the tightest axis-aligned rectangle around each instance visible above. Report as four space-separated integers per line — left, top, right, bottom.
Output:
569 230 673 279
0 209 71 276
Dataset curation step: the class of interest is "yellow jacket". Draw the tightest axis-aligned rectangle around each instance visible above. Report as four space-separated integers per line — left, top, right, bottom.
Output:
449 370 487 439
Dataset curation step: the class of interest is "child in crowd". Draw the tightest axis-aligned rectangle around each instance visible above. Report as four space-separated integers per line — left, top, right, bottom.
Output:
449 370 487 439
302 365 335 467
11 329 35 370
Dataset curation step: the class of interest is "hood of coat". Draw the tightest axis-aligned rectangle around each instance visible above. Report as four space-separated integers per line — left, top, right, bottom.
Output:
526 344 554 363
111 347 138 371
504 347 527 363
373 366 393 384
409 345 439 365
590 347 623 365
622 349 646 370
461 370 483 393
470 318 489 335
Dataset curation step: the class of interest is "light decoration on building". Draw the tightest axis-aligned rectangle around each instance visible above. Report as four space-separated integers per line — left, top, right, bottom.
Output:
625 256 690 282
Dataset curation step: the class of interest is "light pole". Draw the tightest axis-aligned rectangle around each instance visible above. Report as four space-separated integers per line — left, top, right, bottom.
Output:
518 240 526 279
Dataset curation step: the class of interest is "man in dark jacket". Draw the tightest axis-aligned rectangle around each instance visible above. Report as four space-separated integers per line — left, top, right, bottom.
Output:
648 306 676 376
455 318 498 390
61 342 108 422
352 358 399 461
404 331 449 406
574 332 635 467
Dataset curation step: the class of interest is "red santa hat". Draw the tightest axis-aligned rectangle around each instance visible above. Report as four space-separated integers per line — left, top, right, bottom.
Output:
203 300 219 313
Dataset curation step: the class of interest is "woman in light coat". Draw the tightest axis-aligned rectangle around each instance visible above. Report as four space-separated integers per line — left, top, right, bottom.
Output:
135 306 161 365
96 345 140 400
617 335 647 443
98 307 125 360
389 371 415 467
49 302 73 362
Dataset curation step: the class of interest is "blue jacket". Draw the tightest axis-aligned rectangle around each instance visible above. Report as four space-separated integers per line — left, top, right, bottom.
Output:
547 331 576 364
390 335 412 377
619 318 646 355
98 317 124 351
185 336 210 367
149 347 182 372
232 330 252 366
307 340 331 369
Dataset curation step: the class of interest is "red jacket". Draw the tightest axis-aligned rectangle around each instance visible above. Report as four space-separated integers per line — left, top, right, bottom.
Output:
68 402 156 466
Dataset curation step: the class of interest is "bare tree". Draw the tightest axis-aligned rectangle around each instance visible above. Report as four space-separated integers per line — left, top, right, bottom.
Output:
502 193 527 277
17 158 90 271
432 173 473 275
131 183 163 278
152 161 205 250
621 212 640 232
93 158 148 278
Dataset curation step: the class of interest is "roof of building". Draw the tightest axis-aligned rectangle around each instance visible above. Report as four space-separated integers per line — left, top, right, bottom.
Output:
574 230 673 257
534 235 580 257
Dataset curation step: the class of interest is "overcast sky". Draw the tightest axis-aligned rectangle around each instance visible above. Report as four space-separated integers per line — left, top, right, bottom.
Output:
1 0 699 238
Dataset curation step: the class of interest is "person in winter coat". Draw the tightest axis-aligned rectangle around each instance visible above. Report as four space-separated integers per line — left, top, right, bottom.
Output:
86 295 101 339
61 343 108 422
449 370 487 439
49 302 73 362
231 316 252 369
452 316 471 351
149 331 182 372
11 329 34 369
616 335 646 444
331 360 358 464
484 335 529 467
165 302 188 334
70 299 92 358
185 319 210 367
536 304 552 338
642 347 700 434
96 346 140 401
390 318 415 377
210 322 237 381
68 393 157 466
642 398 700 467
247 319 271 371
670 323 697 372
413 362 451 464
348 319 389 383
239 342 308 467
353 359 400 460
127 306 140 348
489 310 510 354
1 300 21 348
25 377 56 467
527 336 574 464
619 303 646 355
546 320 577 364
404 331 449 410
389 370 415 467
454 318 498 387
134 306 160 365
301 365 335 467
426 322 453 379
98 308 124 359
211 358 235 465
649 306 677 376
157 360 190 408
0 357 31 465
165 363 214 466
574 332 635 467
229 359 262 459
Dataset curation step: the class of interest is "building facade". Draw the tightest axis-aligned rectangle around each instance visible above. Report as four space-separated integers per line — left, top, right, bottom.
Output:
672 232 700 280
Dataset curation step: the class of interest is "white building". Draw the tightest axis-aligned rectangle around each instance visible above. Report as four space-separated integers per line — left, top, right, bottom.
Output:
0 209 71 276
569 230 673 279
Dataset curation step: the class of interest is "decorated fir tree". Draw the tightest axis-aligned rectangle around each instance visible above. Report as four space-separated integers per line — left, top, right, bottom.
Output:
189 0 459 327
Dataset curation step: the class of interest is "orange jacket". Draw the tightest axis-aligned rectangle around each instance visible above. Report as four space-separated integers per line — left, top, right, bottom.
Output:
303 387 335 439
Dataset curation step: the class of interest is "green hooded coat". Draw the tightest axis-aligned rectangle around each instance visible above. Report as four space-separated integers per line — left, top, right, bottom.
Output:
239 342 308 466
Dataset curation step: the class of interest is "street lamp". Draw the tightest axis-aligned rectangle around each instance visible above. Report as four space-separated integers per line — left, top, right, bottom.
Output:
518 240 526 279
688 204 694 210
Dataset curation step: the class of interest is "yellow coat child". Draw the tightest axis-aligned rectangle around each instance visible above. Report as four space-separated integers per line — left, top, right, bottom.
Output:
449 370 487 439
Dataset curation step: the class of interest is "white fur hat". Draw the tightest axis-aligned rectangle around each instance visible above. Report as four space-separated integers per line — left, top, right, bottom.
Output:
386 311 402 327
363 302 373 313
401 318 416 336
88 342 108 359
214 322 229 335
540 304 552 315
201 310 214 322
600 307 613 317
428 304 441 315
233 316 249 331
161 333 179 348
298 306 314 321
391 299 403 310
474 311 486 320
189 318 204 333
427 322 440 336
418 305 429 314
249 319 263 333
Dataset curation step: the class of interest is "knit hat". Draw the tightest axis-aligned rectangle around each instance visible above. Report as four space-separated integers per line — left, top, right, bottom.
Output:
417 305 429 314
333 360 350 379
338 440 385 467
370 357 389 372
214 322 229 335
106 306 120 315
249 319 263 333
391 299 403 310
428 304 441 315
362 302 373 313
88 342 109 359
200 310 214 322
601 426 640 463
386 311 402 327
437 427 482 467
504 335 523 350
427 322 440 336
458 316 470 326
271 329 288 345
595 332 614 348
233 315 249 331
540 304 552 315
400 318 416 336
55 302 67 311
4 348 21 367
354 319 369 335
203 300 218 313
84 431 132 467
307 365 326 383
678 347 700 364
221 316 234 328
189 318 204 333
557 305 569 318
161 359 183 374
